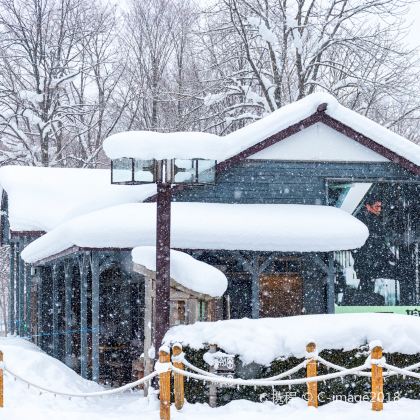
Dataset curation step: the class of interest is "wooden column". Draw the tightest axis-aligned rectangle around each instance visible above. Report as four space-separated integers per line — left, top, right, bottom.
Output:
79 253 89 379
24 261 31 337
155 183 171 349
306 342 318 408
208 344 217 408
37 267 44 348
8 242 15 335
172 344 184 410
90 253 100 382
18 241 25 336
159 347 171 420
326 253 335 314
52 264 59 358
64 260 73 368
14 243 20 335
371 344 384 411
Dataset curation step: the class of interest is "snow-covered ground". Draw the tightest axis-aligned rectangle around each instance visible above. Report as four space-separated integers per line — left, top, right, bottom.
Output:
1 333 420 419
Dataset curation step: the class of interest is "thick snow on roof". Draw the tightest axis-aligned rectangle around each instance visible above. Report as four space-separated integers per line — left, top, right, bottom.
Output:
164 313 420 366
132 246 227 297
0 166 156 232
103 93 420 169
223 93 420 167
22 202 368 263
103 131 224 160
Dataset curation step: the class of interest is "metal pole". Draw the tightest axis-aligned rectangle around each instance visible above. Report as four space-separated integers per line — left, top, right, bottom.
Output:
90 253 100 382
155 183 171 349
8 242 15 335
64 260 73 367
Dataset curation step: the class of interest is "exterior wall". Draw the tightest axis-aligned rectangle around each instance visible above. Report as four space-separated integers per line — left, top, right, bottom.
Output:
173 160 419 205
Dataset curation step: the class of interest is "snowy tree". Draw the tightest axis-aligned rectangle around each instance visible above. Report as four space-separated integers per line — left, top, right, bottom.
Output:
198 0 420 138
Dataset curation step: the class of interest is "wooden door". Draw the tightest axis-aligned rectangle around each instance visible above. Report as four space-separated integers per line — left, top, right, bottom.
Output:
260 274 303 317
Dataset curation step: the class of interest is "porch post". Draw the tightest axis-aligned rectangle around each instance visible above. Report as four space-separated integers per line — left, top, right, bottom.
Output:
52 264 59 358
250 256 260 319
64 260 73 368
8 242 15 335
327 253 336 314
90 253 100 382
18 240 25 336
37 268 44 348
14 243 20 334
79 253 89 379
25 261 31 337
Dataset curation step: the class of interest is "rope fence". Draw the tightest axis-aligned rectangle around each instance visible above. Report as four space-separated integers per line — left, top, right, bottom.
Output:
1 340 420 419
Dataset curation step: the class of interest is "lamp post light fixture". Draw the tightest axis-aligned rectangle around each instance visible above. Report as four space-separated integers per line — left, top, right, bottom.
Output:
111 157 217 349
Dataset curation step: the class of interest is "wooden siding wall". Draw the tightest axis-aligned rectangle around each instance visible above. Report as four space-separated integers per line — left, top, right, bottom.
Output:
173 161 419 205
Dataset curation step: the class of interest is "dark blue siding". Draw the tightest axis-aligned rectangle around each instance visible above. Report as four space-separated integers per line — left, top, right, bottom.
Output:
173 160 419 205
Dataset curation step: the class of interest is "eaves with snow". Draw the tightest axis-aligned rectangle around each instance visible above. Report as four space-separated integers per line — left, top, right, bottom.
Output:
21 203 368 264
0 166 156 233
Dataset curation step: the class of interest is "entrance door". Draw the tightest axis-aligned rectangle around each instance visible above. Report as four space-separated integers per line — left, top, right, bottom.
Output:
260 274 303 317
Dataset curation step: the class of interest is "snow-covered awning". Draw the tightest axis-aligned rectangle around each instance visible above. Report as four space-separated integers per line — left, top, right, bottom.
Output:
132 246 227 298
0 166 156 232
103 131 224 160
21 202 369 264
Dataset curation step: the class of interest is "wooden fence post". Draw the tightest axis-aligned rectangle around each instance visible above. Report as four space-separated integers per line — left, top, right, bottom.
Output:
371 344 384 411
306 342 318 408
159 347 171 420
172 343 184 410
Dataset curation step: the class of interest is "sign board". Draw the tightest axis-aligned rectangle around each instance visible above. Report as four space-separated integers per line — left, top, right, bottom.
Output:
335 305 420 316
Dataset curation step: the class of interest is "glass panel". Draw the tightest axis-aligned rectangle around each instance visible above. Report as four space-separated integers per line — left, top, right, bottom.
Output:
173 159 195 184
197 159 216 184
134 159 155 183
112 158 133 184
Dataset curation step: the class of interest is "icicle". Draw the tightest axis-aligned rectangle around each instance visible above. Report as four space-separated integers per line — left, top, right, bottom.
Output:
237 385 240 391
254 385 257 391
340 377 344 384
187 376 190 383
288 384 291 391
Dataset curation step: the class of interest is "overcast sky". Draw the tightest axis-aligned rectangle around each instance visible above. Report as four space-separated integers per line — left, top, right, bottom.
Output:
406 3 420 47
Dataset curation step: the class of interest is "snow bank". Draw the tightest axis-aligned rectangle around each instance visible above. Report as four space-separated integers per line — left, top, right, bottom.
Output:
164 313 420 366
103 131 225 160
132 246 227 297
22 203 368 263
0 336 101 394
0 166 156 232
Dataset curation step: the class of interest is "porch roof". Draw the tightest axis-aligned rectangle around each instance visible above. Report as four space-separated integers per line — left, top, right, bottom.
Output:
21 202 369 264
0 166 156 233
132 246 228 298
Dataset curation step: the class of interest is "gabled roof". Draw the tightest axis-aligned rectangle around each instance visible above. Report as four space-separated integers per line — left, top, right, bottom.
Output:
103 93 420 176
219 93 420 174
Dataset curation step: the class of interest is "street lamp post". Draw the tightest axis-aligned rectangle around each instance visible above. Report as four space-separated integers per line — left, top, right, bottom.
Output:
110 157 217 348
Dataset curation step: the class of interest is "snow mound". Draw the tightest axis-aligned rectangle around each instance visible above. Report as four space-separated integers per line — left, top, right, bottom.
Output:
0 336 101 394
164 313 420 366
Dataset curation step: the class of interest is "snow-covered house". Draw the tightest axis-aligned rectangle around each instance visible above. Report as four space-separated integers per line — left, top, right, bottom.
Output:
1 93 419 384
